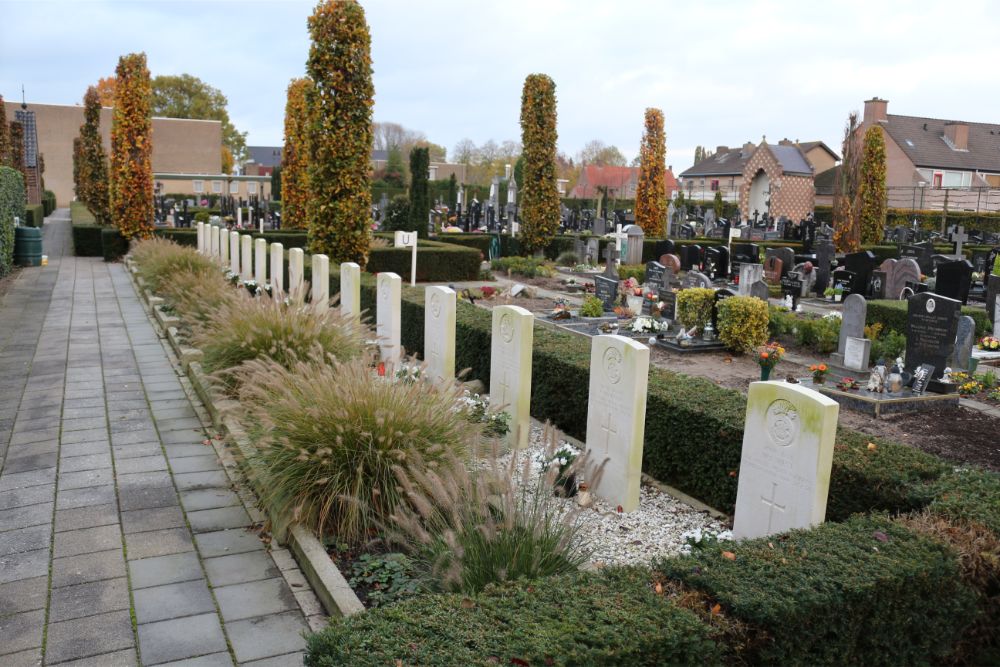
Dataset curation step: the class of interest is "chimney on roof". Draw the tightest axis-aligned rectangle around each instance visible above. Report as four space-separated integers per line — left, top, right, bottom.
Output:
778 138 794 146
741 141 755 156
944 121 969 150
864 97 888 125
715 145 728 156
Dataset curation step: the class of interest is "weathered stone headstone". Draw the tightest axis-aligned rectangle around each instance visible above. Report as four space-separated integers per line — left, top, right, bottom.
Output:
733 381 839 540
905 292 960 380
311 254 329 314
658 288 677 321
424 285 456 384
240 235 253 281
935 259 973 305
814 241 835 293
763 256 784 284
624 225 645 265
585 238 600 265
340 262 360 320
843 337 871 372
832 294 867 367
376 272 402 365
585 334 649 513
739 263 764 296
888 258 921 300
645 261 666 291
490 305 534 450
749 280 770 302
229 231 239 275
269 242 284 293
288 248 304 300
953 315 976 371
683 270 712 289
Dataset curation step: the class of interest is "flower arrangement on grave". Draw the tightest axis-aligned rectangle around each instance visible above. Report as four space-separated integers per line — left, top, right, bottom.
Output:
394 364 423 385
537 444 580 497
836 377 860 391
480 286 496 298
629 315 666 334
242 279 260 296
978 336 1000 351
679 527 734 554
810 363 829 384
756 341 785 380
225 270 239 285
622 277 642 297
458 391 511 437
613 305 633 319
951 371 983 396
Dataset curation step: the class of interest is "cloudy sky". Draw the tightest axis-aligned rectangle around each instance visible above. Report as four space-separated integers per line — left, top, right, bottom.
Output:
3 0 999 171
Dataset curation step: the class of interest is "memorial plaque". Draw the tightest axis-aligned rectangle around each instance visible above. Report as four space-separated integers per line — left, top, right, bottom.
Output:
780 274 803 310
645 261 666 290
594 275 618 311
843 336 871 372
868 270 886 299
911 363 935 394
658 289 677 321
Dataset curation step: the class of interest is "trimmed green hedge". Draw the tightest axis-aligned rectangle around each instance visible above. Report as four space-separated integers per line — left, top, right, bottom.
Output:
661 514 976 665
0 167 26 278
70 201 96 224
42 190 56 216
72 224 103 257
24 203 44 228
868 299 993 336
101 228 129 262
305 568 721 667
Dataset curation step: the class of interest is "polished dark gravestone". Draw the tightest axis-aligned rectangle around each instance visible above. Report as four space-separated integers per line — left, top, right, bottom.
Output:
904 292 960 384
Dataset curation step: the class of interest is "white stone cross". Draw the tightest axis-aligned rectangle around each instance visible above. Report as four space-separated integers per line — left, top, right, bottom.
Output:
611 224 627 267
947 224 969 257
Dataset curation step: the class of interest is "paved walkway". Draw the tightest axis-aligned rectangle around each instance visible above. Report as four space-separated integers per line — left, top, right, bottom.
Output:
1 212 319 666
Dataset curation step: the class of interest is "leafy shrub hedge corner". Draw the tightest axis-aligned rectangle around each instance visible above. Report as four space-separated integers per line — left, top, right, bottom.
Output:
0 167 26 278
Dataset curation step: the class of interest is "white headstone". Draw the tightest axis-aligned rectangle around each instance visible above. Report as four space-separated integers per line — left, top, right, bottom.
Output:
490 305 534 450
254 238 267 286
995 300 1000 338
210 225 219 259
424 286 456 384
394 231 418 286
311 254 329 314
585 334 650 513
340 262 361 320
739 263 764 297
288 248 304 301
269 243 284 294
733 381 840 540
376 272 402 365
240 235 253 281
229 231 239 275
197 222 205 254
220 227 229 267
237 205 242 229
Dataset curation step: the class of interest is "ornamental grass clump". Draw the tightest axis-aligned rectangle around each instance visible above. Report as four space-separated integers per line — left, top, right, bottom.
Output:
388 426 596 595
195 291 368 383
132 238 218 293
233 356 484 542
158 265 237 328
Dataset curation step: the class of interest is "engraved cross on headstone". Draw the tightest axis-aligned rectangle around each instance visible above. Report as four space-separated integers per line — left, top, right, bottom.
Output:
498 367 511 407
761 481 786 533
600 411 618 454
947 225 969 257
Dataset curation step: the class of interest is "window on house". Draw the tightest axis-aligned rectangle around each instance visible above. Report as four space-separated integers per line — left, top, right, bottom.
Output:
230 181 239 194
247 181 258 195
943 172 964 188
212 180 222 193
710 180 720 191
193 180 204 193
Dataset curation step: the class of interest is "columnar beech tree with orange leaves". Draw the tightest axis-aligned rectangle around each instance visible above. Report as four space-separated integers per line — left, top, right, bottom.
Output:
858 125 887 246
8 120 25 178
832 111 861 252
0 96 11 167
78 86 111 225
519 74 560 253
110 53 154 239
282 77 312 230
305 0 374 266
635 107 667 236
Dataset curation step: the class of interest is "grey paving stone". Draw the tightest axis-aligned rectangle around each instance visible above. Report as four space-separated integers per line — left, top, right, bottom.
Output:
0 524 51 556
3 450 58 473
54 523 122 559
62 417 108 433
168 455 220 474
109 418 157 434
226 611 309 664
61 428 109 445
49 576 130 622
137 613 228 665
126 527 194 560
133 578 215 624
202 551 280 588
187 506 251 534
241 652 305 667
194 529 264 559
0 546 49 584
155 652 233 666
58 467 115 490
150 407 198 421
111 429 159 446
214 577 298 622
0 467 56 492
118 485 178 512
49 648 137 666
45 609 135 665
56 484 115 510
128 550 203 589
114 454 168 474
117 470 174 489
155 417 204 433
62 397 106 410
0 609 45 656
0 484 54 511
58 452 113 472
0 575 49 614
165 444 214 459
10 428 60 447
60 440 111 457
160 430 206 446
62 406 110 420
174 471 230 492
52 548 126 588
0 501 52 532
1 647 43 666
55 502 118 533
121 505 186 534
112 442 164 459
179 488 241 512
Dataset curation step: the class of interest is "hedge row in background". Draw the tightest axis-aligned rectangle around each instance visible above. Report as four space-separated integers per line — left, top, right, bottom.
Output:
24 203 44 228
868 299 994 336
0 167 26 277
42 190 56 216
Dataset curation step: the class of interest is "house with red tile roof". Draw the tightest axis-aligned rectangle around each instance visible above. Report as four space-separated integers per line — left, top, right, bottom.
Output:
569 164 678 200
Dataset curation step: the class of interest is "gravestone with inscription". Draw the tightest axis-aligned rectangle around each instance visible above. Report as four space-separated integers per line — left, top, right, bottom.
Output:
229 231 240 275
490 305 534 450
988 275 1000 328
288 248 304 301
780 274 803 309
843 337 871 372
376 272 402 364
733 381 839 540
935 259 973 305
831 294 867 368
340 262 361 321
240 235 253 281
843 251 877 297
750 279 770 302
905 292 960 381
254 238 267 286
219 227 229 267
269 242 284 293
900 242 935 275
764 256 784 284
658 288 677 321
585 335 649 513
868 270 886 299
645 261 666 291
888 258 921 300
680 245 702 271
765 247 794 278
311 254 329 314
683 270 712 289
731 243 759 277
705 246 730 281
424 286 457 384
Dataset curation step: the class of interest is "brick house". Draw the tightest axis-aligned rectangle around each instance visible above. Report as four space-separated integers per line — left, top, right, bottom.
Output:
569 164 678 200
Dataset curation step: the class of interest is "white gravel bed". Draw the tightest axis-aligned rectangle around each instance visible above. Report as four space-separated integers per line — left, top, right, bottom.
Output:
497 425 732 566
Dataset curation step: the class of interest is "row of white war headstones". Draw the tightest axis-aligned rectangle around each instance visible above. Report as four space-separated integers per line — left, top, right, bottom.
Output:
196 222 840 541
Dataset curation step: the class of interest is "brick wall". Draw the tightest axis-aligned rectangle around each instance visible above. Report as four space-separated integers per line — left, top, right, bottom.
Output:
739 145 815 221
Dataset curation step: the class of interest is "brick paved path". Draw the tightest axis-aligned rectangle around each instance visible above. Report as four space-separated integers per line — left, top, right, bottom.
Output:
0 212 319 666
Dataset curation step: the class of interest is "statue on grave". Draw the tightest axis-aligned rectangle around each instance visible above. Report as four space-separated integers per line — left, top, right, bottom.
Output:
866 359 888 393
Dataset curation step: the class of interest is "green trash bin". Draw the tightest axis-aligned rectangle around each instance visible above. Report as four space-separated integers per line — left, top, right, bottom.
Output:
14 226 43 267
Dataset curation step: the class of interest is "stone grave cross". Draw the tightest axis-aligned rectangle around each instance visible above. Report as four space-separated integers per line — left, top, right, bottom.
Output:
602 245 620 277
599 411 618 454
947 224 969 257
611 224 627 266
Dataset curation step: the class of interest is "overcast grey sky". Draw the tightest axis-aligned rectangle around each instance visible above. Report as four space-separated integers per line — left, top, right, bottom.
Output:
3 0 999 171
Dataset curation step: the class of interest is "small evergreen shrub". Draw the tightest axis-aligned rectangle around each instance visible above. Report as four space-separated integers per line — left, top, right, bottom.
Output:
716 295 769 354
617 264 645 283
233 356 483 541
579 295 604 317
555 250 578 266
24 203 44 227
101 227 129 262
490 256 554 278
676 287 714 332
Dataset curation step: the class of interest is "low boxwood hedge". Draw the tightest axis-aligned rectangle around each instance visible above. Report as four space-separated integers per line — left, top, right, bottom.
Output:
868 299 993 336
660 514 977 665
304 568 721 667
24 203 44 228
72 224 103 257
101 228 129 262
42 190 56 216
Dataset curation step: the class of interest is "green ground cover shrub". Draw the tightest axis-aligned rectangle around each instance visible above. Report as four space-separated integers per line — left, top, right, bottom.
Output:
716 295 769 353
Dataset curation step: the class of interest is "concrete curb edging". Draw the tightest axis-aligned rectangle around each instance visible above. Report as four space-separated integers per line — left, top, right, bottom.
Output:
126 257 365 618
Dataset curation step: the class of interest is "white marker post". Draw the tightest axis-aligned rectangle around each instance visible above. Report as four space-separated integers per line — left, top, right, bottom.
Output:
394 231 418 286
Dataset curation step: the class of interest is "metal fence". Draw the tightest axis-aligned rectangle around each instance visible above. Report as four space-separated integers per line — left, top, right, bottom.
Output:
885 186 1000 214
